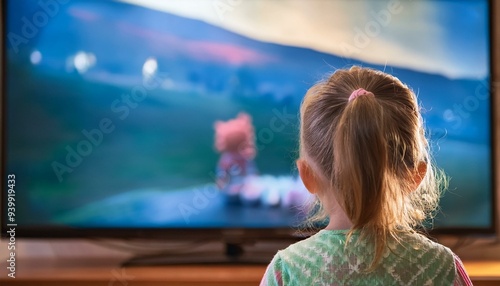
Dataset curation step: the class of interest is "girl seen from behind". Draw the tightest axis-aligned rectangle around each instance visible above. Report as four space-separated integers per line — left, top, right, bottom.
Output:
260 67 472 285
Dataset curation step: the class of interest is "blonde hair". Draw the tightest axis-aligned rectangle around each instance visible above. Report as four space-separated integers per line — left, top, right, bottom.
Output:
300 66 445 269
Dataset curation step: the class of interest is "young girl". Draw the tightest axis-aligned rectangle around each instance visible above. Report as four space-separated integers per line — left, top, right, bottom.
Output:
260 67 472 285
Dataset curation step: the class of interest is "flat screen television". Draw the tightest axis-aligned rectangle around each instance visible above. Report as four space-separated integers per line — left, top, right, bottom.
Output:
1 0 496 249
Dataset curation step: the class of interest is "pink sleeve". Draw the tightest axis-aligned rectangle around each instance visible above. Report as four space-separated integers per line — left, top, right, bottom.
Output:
453 254 473 286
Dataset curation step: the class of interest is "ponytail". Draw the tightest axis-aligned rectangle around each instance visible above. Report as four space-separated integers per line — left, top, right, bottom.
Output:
333 94 392 269
334 94 387 228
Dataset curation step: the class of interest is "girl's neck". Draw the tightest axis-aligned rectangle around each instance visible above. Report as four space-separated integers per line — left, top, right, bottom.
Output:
324 212 353 230
323 197 353 231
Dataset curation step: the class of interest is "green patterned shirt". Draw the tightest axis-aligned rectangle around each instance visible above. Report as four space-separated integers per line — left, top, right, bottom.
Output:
261 229 470 286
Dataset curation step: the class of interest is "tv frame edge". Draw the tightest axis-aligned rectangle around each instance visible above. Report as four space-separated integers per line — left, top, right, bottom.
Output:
0 0 497 241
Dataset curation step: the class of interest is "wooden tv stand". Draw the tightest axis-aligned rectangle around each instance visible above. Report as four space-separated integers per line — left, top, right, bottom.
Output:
0 258 499 286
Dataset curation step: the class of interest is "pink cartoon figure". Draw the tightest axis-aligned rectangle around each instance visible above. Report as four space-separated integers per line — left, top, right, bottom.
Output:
214 112 258 204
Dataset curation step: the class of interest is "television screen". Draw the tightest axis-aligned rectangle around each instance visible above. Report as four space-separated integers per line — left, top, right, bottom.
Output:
1 0 493 235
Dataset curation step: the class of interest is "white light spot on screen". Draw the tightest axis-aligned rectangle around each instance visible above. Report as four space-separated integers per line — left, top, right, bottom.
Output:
30 50 42 65
74 51 96 74
142 57 158 80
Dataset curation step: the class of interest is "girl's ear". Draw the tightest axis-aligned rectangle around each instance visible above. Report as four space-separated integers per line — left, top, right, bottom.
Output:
412 161 427 190
297 159 319 194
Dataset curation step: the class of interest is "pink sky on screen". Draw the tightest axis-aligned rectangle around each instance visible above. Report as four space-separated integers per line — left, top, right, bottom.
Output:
184 40 275 66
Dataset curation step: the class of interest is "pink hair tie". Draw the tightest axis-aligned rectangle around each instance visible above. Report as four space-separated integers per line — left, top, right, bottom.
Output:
348 88 374 101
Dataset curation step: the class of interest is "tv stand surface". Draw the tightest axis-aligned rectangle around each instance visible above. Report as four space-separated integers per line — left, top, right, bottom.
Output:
0 258 498 286
122 243 275 266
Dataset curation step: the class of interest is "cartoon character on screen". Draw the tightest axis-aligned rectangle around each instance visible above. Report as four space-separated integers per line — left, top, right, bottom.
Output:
214 112 258 204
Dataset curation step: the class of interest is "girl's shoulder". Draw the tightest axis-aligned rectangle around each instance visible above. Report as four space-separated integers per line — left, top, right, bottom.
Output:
266 230 353 285
399 231 455 256
276 229 357 264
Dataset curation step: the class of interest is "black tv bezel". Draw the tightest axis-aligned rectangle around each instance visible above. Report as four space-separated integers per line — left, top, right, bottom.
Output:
0 0 497 239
